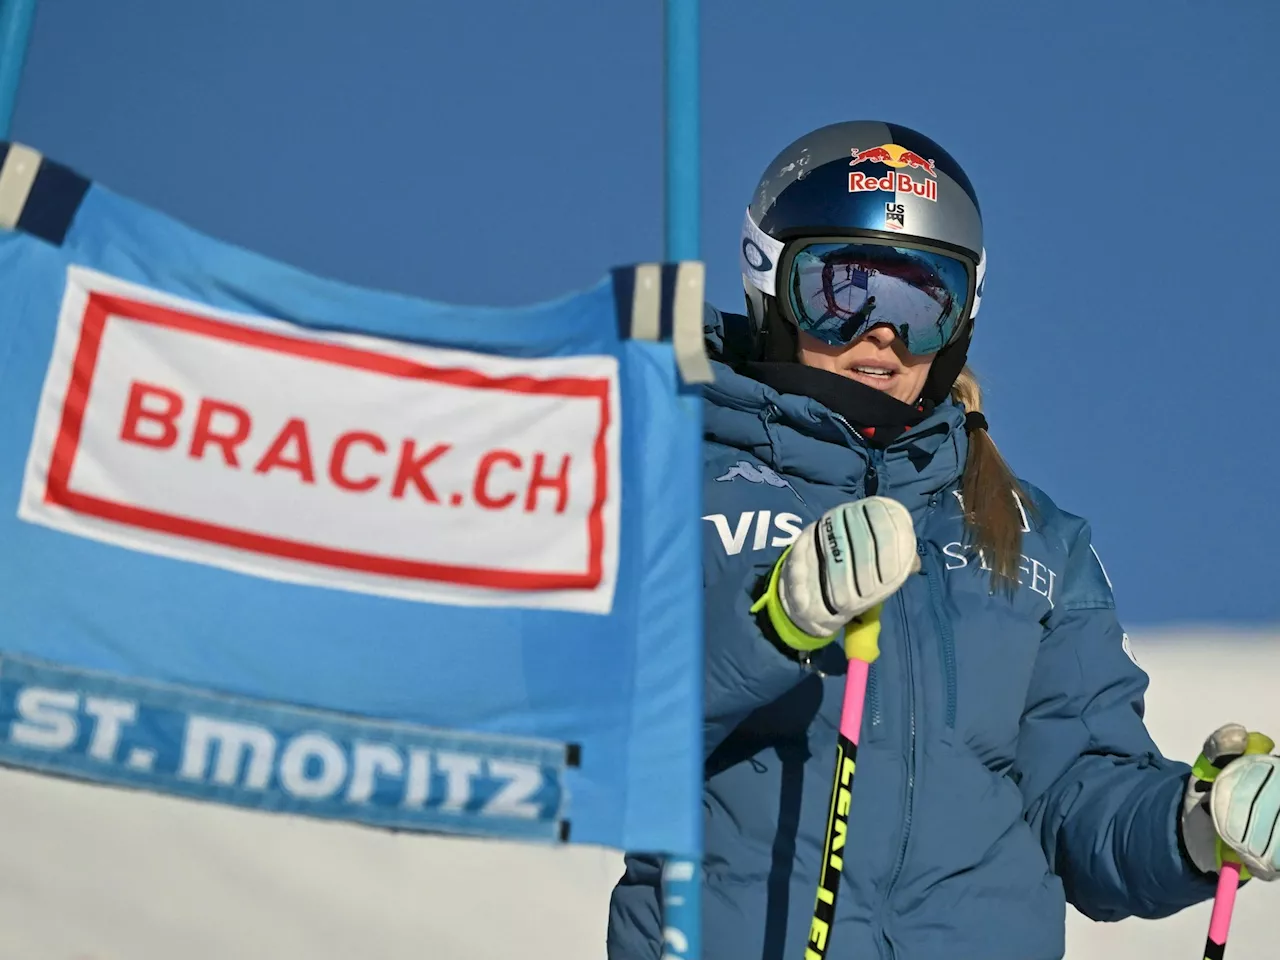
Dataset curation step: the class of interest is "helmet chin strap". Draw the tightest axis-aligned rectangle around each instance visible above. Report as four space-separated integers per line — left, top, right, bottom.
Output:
758 297 800 363
749 291 971 404
920 326 970 405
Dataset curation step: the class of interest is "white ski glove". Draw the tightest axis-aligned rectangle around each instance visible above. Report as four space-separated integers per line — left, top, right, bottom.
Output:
1182 723 1280 881
751 496 919 652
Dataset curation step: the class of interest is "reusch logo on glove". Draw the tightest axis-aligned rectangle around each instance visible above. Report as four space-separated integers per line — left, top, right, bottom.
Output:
19 268 621 613
823 516 843 563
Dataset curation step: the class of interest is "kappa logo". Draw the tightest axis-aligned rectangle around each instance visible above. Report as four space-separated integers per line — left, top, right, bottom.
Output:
715 460 803 501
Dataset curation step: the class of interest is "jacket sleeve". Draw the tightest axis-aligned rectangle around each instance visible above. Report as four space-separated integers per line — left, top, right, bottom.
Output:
701 523 812 758
608 853 663 960
1014 515 1217 921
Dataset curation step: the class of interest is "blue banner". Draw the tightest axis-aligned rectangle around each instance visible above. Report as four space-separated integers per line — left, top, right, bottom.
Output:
0 141 707 857
0 655 573 840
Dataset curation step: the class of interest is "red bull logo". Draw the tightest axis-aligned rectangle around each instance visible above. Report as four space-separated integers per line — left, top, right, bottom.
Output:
849 143 938 202
850 144 936 176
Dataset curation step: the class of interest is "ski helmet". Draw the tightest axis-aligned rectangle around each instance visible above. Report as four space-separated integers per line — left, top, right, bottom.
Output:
740 120 986 403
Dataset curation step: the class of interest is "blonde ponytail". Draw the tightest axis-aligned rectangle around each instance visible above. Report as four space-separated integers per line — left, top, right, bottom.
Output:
950 366 1033 590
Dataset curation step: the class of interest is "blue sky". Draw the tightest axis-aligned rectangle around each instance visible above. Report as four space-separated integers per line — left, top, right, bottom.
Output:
11 0 1279 624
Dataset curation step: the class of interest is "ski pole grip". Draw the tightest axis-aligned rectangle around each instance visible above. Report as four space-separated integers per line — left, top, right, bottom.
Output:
843 606 882 664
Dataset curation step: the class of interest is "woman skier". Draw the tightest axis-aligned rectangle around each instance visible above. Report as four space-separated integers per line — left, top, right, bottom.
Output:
607 120 1280 960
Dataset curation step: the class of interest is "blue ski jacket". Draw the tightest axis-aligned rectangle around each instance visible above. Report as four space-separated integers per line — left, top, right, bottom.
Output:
607 307 1217 960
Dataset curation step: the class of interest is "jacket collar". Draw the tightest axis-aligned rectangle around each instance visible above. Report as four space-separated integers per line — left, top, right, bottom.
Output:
702 304 969 505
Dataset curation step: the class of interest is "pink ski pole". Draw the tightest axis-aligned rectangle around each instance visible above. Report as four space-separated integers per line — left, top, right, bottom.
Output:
804 607 882 960
1201 732 1275 960
1204 864 1242 960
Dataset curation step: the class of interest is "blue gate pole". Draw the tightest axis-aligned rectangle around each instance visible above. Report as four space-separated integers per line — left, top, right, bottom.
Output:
661 0 701 958
0 0 37 139
664 0 700 264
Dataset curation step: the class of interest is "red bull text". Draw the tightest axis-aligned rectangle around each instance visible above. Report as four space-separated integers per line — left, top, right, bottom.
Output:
849 170 937 201
849 143 938 202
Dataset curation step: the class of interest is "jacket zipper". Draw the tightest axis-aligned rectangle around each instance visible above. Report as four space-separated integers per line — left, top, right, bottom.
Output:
825 410 950 957
861 438 885 732
878 588 916 960
867 661 882 731
922 539 958 731
880 494 939 958
830 413 866 449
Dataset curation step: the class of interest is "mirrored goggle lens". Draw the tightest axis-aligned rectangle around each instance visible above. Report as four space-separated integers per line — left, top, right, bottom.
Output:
785 242 972 356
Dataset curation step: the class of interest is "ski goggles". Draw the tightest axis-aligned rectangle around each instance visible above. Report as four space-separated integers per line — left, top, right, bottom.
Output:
778 238 978 357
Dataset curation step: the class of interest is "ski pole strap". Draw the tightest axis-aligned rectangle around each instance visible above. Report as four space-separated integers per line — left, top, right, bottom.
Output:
750 546 843 653
1192 732 1276 875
